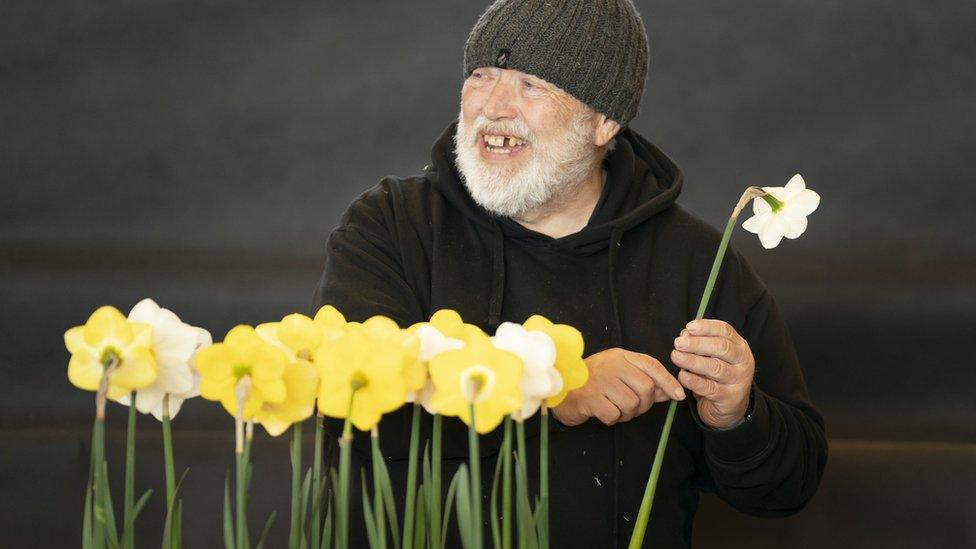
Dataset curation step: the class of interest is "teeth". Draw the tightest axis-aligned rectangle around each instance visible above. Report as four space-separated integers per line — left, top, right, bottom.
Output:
483 134 526 149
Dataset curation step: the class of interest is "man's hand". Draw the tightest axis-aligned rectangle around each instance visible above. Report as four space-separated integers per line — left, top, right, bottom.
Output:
672 319 755 430
552 348 686 427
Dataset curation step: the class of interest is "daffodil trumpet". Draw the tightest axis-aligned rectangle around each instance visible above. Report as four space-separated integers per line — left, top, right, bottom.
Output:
628 177 819 549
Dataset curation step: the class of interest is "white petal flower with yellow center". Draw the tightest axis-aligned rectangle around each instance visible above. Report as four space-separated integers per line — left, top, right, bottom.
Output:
741 174 821 249
114 298 211 420
491 322 560 421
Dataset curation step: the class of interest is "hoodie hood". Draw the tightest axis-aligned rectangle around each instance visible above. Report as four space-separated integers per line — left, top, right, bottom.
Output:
427 118 684 255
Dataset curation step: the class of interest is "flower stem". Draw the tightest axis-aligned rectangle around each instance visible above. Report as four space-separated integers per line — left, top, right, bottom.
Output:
501 417 512 549
402 404 421 549
337 390 357 549
91 415 107 549
289 421 303 549
123 391 137 549
311 413 323 549
539 406 549 549
628 193 748 549
371 425 387 549
162 396 176 505
515 420 527 486
234 378 251 549
467 404 482 549
431 414 443 549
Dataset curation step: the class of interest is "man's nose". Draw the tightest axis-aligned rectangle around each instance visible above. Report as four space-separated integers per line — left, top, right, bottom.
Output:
482 79 518 120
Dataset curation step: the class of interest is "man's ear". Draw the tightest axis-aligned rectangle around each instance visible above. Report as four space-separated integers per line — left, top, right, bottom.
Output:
594 114 622 147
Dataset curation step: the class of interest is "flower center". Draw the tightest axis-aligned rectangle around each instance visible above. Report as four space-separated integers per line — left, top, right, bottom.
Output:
297 348 312 361
100 346 121 368
762 193 785 213
350 371 369 391
233 363 252 380
459 364 495 403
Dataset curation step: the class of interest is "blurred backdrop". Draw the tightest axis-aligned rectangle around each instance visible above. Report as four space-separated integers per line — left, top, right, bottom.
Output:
2 0 974 546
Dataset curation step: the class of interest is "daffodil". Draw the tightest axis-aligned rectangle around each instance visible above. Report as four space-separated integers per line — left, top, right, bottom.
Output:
109 298 211 420
741 174 821 249
314 317 413 431
429 333 523 434
313 304 348 341
195 325 289 420
406 321 465 411
428 309 487 343
64 305 158 401
523 315 588 407
491 322 559 421
252 314 322 437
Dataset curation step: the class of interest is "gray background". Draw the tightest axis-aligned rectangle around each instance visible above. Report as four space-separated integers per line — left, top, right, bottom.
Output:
2 0 974 547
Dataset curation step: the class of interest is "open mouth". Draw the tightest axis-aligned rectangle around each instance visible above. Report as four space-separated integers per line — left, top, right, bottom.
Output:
479 132 530 160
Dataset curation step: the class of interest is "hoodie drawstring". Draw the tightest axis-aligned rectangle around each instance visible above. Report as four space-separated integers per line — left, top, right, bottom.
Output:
488 222 506 329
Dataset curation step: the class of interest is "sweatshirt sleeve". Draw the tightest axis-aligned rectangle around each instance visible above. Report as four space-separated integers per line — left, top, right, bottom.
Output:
691 286 828 517
311 189 426 326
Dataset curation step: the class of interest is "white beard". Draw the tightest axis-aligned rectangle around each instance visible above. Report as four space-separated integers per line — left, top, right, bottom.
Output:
453 109 600 219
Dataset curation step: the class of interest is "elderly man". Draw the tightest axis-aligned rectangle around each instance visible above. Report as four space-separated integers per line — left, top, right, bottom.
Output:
313 0 827 547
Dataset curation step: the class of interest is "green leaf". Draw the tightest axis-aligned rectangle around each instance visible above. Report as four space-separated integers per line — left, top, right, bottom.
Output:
163 469 190 549
83 471 94 549
374 447 401 549
412 487 426 549
489 448 504 549
453 466 473 549
255 511 277 549
320 498 333 549
101 462 120 549
223 472 235 549
299 469 312 548
513 455 537 549
361 472 380 549
442 468 461 549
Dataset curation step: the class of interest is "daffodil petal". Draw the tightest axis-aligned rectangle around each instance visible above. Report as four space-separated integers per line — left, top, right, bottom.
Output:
68 353 103 391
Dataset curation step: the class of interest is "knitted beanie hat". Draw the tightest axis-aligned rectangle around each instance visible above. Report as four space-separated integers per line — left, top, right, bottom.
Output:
463 0 649 126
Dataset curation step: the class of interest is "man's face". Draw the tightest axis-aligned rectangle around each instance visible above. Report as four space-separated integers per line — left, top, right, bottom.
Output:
454 66 602 219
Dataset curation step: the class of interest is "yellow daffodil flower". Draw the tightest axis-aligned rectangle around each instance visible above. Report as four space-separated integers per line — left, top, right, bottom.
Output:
195 325 289 420
429 333 523 434
405 321 465 411
428 309 488 344
253 358 319 436
314 304 348 341
314 317 413 431
523 315 588 407
256 313 323 361
64 305 158 400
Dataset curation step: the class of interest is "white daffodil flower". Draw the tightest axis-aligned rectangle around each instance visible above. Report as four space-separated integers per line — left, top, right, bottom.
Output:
115 298 212 420
411 323 464 412
741 174 820 249
491 322 561 421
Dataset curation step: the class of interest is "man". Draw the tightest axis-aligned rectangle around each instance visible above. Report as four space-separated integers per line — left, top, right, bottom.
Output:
313 0 827 547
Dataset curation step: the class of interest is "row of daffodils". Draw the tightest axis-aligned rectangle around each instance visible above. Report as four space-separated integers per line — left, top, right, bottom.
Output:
66 175 818 549
66 301 587 549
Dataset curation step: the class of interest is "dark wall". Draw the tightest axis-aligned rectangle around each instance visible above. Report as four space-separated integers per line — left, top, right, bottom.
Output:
2 1 974 546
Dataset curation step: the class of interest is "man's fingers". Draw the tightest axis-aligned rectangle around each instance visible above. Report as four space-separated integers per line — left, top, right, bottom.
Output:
685 319 737 338
671 349 733 383
674 333 744 364
618 370 656 414
621 350 686 401
593 395 622 425
603 378 640 421
678 369 722 400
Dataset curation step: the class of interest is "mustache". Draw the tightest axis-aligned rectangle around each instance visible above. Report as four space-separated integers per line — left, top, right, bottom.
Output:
466 114 533 142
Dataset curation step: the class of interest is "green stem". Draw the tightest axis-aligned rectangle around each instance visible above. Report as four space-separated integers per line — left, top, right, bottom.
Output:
501 418 512 549
515 420 527 486
628 212 739 549
467 404 482 549
337 391 357 549
371 426 387 549
124 392 137 549
431 414 442 549
236 448 246 549
540 407 549 548
402 404 421 549
92 416 106 549
311 413 323 549
162 396 176 505
290 421 303 549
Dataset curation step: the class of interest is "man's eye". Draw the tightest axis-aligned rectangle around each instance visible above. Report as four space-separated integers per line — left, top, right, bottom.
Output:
523 80 534 88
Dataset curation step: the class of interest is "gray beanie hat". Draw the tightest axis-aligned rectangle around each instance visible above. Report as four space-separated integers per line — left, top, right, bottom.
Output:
463 0 649 126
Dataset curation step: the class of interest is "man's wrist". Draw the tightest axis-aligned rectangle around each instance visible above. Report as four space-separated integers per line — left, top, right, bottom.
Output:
702 383 772 463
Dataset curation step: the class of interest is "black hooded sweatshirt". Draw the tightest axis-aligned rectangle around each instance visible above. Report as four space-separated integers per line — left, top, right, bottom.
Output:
312 120 827 548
